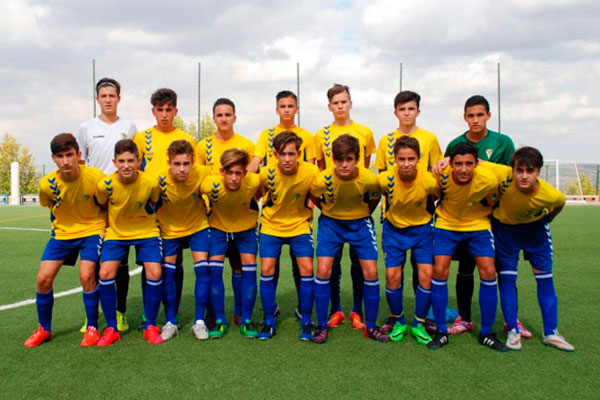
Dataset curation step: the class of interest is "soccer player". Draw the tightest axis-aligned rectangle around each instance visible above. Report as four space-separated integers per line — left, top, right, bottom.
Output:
200 149 261 338
25 133 106 348
95 139 163 346
480 147 573 351
257 131 319 340
77 77 138 333
309 134 387 343
156 140 212 340
314 84 377 331
196 98 255 326
378 136 439 344
428 142 506 351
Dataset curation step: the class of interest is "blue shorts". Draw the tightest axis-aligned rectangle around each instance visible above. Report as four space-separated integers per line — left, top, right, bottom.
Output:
163 228 210 258
210 228 257 256
382 221 433 268
41 235 103 265
259 233 314 258
493 217 553 273
316 215 378 261
102 237 163 264
433 228 495 258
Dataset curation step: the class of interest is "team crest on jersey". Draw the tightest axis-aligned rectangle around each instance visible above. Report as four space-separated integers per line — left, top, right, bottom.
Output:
136 202 143 209
83 194 90 201
486 149 494 159
293 193 301 201
120 132 126 139
415 200 423 208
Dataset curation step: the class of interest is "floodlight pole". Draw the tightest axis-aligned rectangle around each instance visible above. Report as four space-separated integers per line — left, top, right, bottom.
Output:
297 62 300 127
399 62 403 92
198 62 201 134
92 59 96 118
497 62 501 133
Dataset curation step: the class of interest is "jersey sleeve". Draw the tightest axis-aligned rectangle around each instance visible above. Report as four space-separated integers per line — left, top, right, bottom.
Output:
126 123 138 140
444 136 461 157
365 128 376 157
303 133 316 161
479 161 512 181
314 131 324 161
423 171 441 196
310 174 325 197
132 132 145 159
374 136 387 171
76 123 89 160
497 136 516 166
428 136 444 167
195 140 207 165
38 179 51 208
95 178 109 205
366 173 381 199
254 131 268 160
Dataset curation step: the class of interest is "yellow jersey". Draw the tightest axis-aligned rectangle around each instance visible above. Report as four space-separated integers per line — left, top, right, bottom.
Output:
255 125 316 166
259 161 319 237
480 162 566 225
196 133 255 174
133 127 196 175
378 167 439 229
435 166 498 231
96 171 160 240
156 164 212 239
200 173 260 232
310 166 380 220
375 128 443 171
39 165 106 240
314 122 376 169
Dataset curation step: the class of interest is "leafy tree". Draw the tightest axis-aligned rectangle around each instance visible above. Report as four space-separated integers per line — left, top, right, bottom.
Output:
0 132 40 194
564 173 595 195
173 114 215 142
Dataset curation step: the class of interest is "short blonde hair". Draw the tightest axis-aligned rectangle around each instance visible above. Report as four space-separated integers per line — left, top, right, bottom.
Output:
221 148 249 170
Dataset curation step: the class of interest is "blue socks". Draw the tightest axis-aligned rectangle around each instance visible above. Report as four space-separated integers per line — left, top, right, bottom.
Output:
241 264 257 322
431 278 448 334
144 278 163 328
299 275 314 326
499 271 518 332
363 279 380 330
82 286 99 329
99 278 117 329
175 264 184 316
193 260 209 322
385 284 405 323
413 284 431 327
210 260 226 323
315 277 330 328
479 278 498 336
232 272 243 317
162 262 177 324
259 274 276 326
36 289 54 331
535 272 558 335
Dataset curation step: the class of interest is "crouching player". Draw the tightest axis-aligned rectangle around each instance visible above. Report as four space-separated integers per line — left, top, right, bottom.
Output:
378 136 439 344
200 149 261 338
25 133 106 348
481 147 573 351
258 131 319 340
309 134 387 343
429 142 507 351
95 139 163 346
156 140 212 340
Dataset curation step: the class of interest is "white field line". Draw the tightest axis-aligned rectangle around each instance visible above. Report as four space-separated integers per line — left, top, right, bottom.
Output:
0 267 143 311
0 226 51 232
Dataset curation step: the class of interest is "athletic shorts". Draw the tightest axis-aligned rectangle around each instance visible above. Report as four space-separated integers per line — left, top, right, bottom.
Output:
316 214 378 261
382 221 433 268
210 227 257 256
41 235 103 265
493 216 553 273
433 228 495 258
102 237 163 264
259 233 314 258
162 228 210 257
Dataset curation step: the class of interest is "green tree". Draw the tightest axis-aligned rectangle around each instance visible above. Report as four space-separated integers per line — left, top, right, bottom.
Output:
0 132 40 194
564 173 595 195
174 114 215 142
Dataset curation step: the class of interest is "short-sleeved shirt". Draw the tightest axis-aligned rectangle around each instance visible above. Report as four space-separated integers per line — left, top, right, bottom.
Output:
255 125 316 166
96 171 160 241
259 161 319 237
39 165 106 239
314 122 376 169
445 130 515 165
310 166 380 220
196 133 255 175
77 117 138 174
375 128 443 171
132 127 196 175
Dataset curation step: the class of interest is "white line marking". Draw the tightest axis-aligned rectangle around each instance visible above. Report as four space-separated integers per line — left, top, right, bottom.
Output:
0 227 51 232
0 267 143 311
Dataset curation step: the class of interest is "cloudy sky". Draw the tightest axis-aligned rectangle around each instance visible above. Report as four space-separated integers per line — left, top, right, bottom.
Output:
2 0 599 167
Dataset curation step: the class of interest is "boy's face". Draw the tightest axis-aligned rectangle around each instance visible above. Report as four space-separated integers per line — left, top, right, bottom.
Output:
213 104 236 133
221 164 246 191
152 102 178 132
394 147 419 179
334 153 358 180
464 104 491 135
513 162 540 193
394 100 420 128
97 86 120 116
52 148 81 174
451 153 477 185
113 151 139 180
274 142 300 175
169 153 193 183
328 91 352 121
276 96 298 124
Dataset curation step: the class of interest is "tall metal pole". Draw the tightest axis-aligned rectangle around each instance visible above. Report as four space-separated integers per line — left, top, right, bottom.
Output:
596 164 599 195
497 62 501 133
92 59 96 117
296 62 300 127
399 62 403 92
198 62 201 134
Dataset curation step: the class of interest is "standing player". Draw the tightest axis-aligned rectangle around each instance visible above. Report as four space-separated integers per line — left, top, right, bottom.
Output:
156 140 212 340
200 149 261 338
196 98 255 326
378 136 439 344
314 84 377 330
428 142 506 351
25 133 106 348
309 134 387 343
95 140 163 346
77 77 138 333
481 148 573 351
257 131 319 340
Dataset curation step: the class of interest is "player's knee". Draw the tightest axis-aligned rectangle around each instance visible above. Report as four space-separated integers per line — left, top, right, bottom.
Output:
385 268 402 289
36 273 53 292
433 267 449 280
478 264 496 280
418 267 433 285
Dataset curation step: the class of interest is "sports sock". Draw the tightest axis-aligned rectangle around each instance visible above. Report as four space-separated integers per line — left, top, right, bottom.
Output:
479 278 498 336
144 278 163 328
273 257 281 289
456 257 476 322
385 284 404 318
413 284 431 327
115 263 129 313
162 263 177 324
232 272 243 317
299 275 314 326
535 272 558 336
175 264 184 316
241 264 257 322
193 260 209 323
329 259 342 313
82 286 99 328
410 254 419 294
259 274 276 326
291 251 301 309
140 267 147 309
315 277 330 328
99 278 117 329
363 279 380 330
209 260 226 323
350 258 364 314
498 271 518 331
431 278 448 334
36 289 54 331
